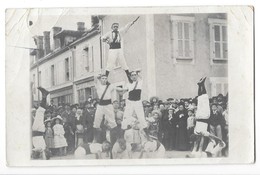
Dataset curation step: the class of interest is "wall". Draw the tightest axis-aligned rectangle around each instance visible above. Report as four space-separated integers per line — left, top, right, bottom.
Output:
74 34 101 81
154 14 228 100
30 49 72 102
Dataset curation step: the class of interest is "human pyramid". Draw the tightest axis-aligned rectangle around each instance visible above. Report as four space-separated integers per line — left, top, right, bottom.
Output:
31 17 227 159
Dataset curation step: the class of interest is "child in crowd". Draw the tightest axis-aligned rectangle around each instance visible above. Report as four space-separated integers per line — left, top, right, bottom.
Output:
187 109 196 150
44 118 54 156
53 115 68 156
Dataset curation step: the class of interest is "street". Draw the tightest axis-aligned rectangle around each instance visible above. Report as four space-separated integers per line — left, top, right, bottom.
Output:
50 150 191 160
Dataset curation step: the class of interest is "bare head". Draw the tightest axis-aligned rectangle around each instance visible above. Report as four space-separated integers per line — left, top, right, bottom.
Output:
100 75 108 85
130 71 138 81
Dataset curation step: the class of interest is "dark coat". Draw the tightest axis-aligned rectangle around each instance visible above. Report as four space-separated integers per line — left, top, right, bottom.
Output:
175 110 189 151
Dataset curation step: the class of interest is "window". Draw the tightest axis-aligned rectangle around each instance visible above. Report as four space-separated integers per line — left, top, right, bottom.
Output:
38 71 41 86
82 45 94 72
171 16 195 62
209 77 228 97
32 74 36 94
51 65 55 86
65 58 70 81
208 18 228 61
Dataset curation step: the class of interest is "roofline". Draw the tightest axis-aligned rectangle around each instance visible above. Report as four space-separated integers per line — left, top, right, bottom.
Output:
30 29 100 70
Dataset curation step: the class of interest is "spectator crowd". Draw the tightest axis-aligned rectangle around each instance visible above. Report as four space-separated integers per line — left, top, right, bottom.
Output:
31 91 228 159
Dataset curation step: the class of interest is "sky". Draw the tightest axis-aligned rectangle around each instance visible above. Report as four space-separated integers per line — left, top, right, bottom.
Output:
6 8 91 49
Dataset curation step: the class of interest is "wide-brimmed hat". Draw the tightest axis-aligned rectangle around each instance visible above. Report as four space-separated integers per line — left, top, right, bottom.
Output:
151 110 162 118
52 115 63 122
149 96 159 103
44 118 52 124
111 23 119 29
168 106 174 111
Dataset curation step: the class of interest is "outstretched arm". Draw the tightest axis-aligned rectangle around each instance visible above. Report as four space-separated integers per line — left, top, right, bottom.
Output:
119 16 140 34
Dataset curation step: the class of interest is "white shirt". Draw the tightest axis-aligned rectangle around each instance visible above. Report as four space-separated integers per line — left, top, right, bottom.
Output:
96 83 115 100
101 22 132 44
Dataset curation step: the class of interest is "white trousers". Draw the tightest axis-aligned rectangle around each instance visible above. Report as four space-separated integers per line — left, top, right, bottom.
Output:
196 94 210 119
194 94 210 134
121 100 147 130
106 49 129 71
32 106 46 132
93 104 117 129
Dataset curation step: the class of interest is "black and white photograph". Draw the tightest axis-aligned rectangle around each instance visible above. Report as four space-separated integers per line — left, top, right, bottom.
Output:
5 6 254 166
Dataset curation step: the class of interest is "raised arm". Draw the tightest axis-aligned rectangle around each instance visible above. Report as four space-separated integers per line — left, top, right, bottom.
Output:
119 16 140 34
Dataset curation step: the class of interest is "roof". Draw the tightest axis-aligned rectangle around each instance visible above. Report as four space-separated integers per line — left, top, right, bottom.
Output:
54 30 85 38
30 27 100 70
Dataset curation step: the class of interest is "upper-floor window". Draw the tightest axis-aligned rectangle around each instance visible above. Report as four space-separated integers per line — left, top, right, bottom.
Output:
51 65 55 86
170 15 195 62
65 58 70 81
32 74 36 94
82 44 94 72
208 18 228 62
38 71 42 86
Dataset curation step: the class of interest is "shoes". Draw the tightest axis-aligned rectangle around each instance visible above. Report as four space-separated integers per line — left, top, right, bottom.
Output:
197 77 207 85
37 87 49 97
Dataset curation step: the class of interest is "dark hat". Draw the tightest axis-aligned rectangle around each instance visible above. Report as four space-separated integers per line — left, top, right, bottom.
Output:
178 101 185 106
167 98 174 101
211 102 218 107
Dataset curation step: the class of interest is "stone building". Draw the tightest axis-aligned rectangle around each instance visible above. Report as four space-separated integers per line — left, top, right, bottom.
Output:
30 14 228 106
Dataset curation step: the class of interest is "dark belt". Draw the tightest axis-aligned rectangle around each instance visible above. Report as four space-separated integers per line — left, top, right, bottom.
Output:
32 131 44 137
196 119 208 124
109 43 121 49
99 99 112 106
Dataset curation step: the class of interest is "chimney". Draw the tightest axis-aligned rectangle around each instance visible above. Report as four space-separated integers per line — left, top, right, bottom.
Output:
51 27 62 50
33 35 44 59
91 16 99 26
77 22 85 31
43 31 51 55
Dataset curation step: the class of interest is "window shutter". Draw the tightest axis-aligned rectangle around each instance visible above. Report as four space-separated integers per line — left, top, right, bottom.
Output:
209 24 215 63
172 21 179 62
89 45 94 72
189 22 194 59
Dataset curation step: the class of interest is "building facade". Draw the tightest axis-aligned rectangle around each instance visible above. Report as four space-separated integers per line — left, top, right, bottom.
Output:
30 13 228 106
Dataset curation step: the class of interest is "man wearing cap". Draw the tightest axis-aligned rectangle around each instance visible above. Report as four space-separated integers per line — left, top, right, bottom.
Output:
101 16 140 81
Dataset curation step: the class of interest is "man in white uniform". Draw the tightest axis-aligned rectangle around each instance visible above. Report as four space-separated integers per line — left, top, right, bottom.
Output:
101 16 140 81
93 74 118 144
32 87 49 159
117 71 149 137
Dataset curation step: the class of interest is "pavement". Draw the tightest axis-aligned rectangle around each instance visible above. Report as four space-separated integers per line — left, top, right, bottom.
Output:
50 150 191 160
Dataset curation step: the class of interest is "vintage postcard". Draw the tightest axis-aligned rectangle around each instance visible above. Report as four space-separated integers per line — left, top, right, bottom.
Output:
5 6 254 166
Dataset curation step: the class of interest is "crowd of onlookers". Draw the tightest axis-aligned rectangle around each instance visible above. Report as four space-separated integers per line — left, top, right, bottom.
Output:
31 93 228 159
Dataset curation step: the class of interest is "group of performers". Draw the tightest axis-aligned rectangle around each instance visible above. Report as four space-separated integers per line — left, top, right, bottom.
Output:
31 17 227 159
